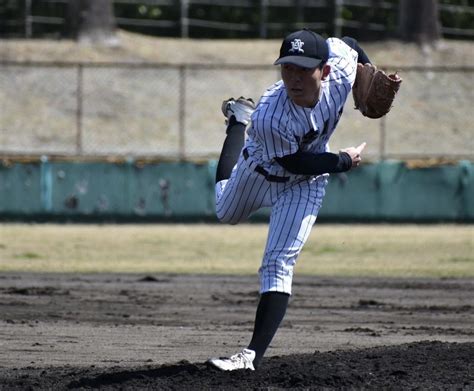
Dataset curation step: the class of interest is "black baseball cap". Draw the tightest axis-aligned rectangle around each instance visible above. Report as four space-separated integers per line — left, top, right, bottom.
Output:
274 29 329 68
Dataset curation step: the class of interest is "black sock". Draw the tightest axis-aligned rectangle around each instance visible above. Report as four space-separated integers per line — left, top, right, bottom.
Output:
247 292 290 368
215 117 246 183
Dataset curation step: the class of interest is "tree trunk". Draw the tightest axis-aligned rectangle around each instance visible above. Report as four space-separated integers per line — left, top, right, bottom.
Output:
64 0 118 46
399 0 441 45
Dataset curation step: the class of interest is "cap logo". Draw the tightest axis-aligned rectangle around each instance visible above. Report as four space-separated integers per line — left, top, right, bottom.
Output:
289 39 304 54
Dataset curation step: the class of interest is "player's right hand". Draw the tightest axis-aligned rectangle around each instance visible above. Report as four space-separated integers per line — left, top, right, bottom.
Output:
340 142 366 168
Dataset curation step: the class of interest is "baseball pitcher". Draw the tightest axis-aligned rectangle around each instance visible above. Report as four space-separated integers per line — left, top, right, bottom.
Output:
208 28 401 371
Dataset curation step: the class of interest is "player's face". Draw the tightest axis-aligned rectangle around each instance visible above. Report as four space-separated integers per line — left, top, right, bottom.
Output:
281 63 330 107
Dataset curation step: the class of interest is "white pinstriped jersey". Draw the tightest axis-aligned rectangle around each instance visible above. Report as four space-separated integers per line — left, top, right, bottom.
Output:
215 37 359 294
245 38 358 178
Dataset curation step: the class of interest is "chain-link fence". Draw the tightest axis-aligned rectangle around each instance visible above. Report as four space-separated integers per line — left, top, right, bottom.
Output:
1 62 473 161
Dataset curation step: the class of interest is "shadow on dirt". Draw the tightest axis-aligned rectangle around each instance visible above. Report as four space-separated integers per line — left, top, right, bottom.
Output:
4 341 470 390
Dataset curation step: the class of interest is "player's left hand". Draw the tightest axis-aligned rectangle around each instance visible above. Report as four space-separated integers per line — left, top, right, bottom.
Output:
353 64 402 119
340 142 366 168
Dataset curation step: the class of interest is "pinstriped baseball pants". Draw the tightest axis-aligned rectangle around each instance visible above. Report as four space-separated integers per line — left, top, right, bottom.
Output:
215 154 328 295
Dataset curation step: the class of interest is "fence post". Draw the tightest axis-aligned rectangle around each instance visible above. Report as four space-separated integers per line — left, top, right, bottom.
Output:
296 0 304 27
178 65 186 160
334 0 343 37
40 155 52 212
181 0 189 38
24 0 32 38
76 64 84 155
379 116 387 160
260 0 268 39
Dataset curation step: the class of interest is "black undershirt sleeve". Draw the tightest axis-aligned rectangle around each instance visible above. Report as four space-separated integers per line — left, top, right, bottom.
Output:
275 150 353 176
341 36 371 65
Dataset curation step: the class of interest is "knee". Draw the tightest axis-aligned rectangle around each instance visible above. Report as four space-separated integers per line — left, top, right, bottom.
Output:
215 210 239 225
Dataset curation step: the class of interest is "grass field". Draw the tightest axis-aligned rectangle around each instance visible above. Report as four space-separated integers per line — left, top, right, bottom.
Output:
0 223 472 277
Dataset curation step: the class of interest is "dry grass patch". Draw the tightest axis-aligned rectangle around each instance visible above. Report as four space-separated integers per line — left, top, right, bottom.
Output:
0 223 472 277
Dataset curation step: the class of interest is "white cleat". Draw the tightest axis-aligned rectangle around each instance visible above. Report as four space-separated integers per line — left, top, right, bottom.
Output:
221 96 255 126
207 348 256 371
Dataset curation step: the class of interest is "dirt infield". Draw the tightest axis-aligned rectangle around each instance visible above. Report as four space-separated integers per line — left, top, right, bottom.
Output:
0 273 473 389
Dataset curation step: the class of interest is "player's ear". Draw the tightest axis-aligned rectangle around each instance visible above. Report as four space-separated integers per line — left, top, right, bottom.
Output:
321 64 331 80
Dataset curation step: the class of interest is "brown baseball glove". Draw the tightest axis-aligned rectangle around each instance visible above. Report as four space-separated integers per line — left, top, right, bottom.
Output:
352 63 402 119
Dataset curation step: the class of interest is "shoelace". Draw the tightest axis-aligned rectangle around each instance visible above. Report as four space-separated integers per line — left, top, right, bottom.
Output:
229 352 250 366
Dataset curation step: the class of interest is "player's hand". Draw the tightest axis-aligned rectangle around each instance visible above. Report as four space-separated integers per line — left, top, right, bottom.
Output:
340 142 366 168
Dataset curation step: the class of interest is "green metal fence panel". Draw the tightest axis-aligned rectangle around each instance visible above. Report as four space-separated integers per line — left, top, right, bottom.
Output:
50 161 215 218
378 162 461 221
322 161 474 222
322 164 380 220
0 160 472 221
0 162 42 214
0 159 215 219
50 161 131 216
127 161 215 218
459 160 474 220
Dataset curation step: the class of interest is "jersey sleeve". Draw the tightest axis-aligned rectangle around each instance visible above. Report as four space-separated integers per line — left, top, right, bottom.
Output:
326 37 358 87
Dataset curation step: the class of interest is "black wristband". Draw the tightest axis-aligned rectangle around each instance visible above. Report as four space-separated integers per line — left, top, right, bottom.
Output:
336 151 353 172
